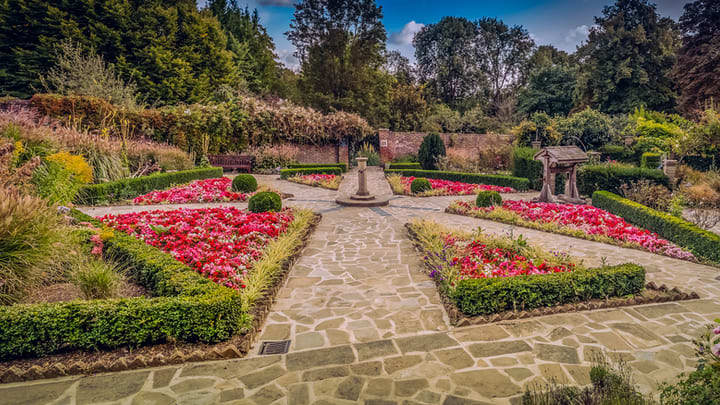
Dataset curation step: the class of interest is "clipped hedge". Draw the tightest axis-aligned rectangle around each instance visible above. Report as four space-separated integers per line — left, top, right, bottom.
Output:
641 152 662 169
598 144 635 163
232 174 258 193
577 164 669 196
410 178 431 194
0 210 247 360
452 263 645 316
388 162 422 170
248 191 282 213
280 167 342 179
592 191 720 264
385 169 530 191
511 147 543 190
287 163 348 172
75 167 223 205
476 190 502 207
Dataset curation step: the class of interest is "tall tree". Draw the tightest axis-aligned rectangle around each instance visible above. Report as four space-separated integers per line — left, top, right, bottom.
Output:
672 0 720 115
286 0 389 126
207 1 278 94
576 0 679 114
413 17 483 111
527 45 573 70
384 50 415 85
517 64 577 116
475 17 535 114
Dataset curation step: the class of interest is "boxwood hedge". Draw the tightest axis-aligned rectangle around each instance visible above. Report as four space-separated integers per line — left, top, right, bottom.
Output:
388 162 422 170
280 167 342 179
592 191 720 264
287 163 348 172
384 169 530 191
0 210 248 360
577 164 669 196
75 167 223 205
452 263 645 316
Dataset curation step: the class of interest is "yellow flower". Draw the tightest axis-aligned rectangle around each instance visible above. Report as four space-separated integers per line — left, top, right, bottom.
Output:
46 151 93 184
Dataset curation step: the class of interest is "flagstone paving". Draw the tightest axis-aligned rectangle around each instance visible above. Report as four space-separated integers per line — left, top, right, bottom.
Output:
2 169 719 404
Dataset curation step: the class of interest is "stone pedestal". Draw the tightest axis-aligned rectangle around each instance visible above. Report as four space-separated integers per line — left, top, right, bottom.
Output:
664 159 678 183
336 157 389 207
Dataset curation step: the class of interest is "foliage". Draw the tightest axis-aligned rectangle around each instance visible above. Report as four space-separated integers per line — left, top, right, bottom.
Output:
388 83 428 131
280 167 342 179
71 258 122 300
514 112 562 147
410 178 432 194
32 155 92 205
418 133 447 170
46 151 93 184
231 174 258 193
592 191 720 263
640 152 662 169
672 0 720 115
356 142 381 166
599 145 635 163
287 174 341 190
421 104 463 133
556 108 616 151
390 176 515 196
288 163 348 172
476 190 502 207
385 169 530 191
619 180 672 211
388 162 421 170
575 0 679 113
517 64 577 117
578 163 669 195
248 191 282 213
660 361 720 405
247 144 299 172
75 167 223 205
512 147 544 190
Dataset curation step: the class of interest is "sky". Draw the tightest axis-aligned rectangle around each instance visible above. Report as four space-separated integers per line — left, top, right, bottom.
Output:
225 0 690 69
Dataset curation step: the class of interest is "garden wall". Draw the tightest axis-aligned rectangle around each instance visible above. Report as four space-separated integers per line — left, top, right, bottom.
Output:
289 143 349 164
378 129 513 162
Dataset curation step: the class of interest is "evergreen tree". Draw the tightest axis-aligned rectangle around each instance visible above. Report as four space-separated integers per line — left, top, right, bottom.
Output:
517 65 577 116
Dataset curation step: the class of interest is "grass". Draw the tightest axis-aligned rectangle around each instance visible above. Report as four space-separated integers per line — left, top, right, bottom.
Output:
71 257 123 299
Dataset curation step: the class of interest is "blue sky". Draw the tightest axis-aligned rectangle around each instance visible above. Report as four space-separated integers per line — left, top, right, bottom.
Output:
229 0 689 69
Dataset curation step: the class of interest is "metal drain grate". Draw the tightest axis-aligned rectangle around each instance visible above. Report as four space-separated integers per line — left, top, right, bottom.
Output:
258 340 291 355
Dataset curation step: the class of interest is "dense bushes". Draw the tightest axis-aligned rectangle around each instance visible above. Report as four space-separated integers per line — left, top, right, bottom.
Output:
288 163 348 172
410 178 431 194
75 167 223 205
248 192 282 213
641 152 662 169
476 190 502 207
452 264 645 316
592 191 720 263
231 174 257 193
512 147 543 190
418 133 446 170
388 162 421 170
599 144 635 163
577 164 669 195
385 169 530 191
279 167 342 179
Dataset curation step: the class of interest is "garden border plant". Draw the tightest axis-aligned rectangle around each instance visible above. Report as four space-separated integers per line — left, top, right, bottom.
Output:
279 167 342 179
387 162 422 170
287 163 348 172
0 208 320 383
385 169 530 191
287 173 342 190
406 219 698 326
75 167 223 205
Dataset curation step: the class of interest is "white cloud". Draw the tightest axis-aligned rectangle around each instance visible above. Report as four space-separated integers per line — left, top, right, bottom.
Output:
565 24 591 45
276 48 300 71
389 21 425 46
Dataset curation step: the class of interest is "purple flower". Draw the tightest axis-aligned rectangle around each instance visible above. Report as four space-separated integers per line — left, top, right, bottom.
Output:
713 326 720 335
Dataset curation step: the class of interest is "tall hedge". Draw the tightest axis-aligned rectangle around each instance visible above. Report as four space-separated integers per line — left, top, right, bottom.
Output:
279 167 342 179
417 133 446 170
592 191 720 264
577 164 669 196
385 169 530 191
511 147 543 190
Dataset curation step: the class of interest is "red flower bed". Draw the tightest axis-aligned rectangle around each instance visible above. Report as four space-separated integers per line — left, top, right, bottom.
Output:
133 177 247 204
441 234 576 280
401 176 515 195
98 207 294 289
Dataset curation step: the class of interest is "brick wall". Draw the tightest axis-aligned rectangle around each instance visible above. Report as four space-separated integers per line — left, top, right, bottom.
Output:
378 129 513 162
287 143 349 165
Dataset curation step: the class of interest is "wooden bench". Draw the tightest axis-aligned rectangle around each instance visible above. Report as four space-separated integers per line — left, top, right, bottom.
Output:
208 155 254 173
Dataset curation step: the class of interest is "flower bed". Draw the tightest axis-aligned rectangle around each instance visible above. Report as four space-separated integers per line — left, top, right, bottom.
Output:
287 173 341 190
447 200 695 261
389 175 516 196
133 177 248 204
98 207 294 289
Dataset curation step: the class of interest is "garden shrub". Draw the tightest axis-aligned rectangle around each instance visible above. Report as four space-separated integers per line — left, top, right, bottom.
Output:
279 167 342 179
231 174 257 193
248 191 282 213
71 258 121 299
385 169 530 191
641 152 662 169
619 180 672 211
513 111 562 147
599 144 634 163
356 142 381 166
577 163 669 196
592 191 720 263
660 362 720 405
418 133 446 170
410 178 431 194
452 263 645 316
476 190 502 207
388 162 422 170
75 167 223 205
556 107 616 151
512 147 543 190
288 163 348 172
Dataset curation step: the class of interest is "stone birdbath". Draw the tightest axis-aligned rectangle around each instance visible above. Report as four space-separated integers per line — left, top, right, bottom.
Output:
335 157 390 207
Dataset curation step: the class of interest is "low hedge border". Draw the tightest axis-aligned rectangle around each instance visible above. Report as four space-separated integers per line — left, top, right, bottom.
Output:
287 163 348 172
592 191 720 264
280 167 342 179
0 208 319 374
388 162 422 170
75 167 223 205
384 169 530 191
577 164 669 196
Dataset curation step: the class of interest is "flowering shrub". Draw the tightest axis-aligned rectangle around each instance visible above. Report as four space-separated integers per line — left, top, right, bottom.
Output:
448 200 695 261
132 177 247 205
288 174 341 190
395 176 515 196
46 151 93 184
98 207 294 289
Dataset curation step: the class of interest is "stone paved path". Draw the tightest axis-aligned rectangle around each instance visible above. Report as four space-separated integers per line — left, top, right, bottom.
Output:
2 171 720 404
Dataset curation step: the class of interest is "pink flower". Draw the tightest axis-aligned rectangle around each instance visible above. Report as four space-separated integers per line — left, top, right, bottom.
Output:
714 326 720 335
712 343 720 357
401 177 516 195
133 177 248 205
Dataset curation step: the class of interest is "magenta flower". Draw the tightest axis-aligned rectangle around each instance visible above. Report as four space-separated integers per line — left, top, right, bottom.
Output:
401 177 515 195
